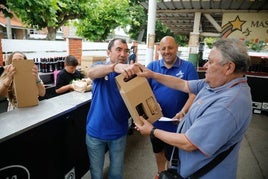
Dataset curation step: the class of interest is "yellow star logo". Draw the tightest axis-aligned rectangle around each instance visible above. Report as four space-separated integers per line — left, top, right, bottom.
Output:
230 16 246 31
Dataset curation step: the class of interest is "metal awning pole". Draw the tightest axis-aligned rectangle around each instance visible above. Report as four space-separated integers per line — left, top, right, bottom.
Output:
145 0 156 66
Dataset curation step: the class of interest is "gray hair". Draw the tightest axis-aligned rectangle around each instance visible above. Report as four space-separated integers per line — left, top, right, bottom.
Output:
107 38 127 51
213 38 250 73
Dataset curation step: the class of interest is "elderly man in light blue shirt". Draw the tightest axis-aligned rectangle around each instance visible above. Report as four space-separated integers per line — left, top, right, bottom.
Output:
135 38 252 179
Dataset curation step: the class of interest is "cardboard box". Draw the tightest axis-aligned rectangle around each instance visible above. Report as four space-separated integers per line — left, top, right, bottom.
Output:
12 60 39 108
116 74 163 125
81 56 106 73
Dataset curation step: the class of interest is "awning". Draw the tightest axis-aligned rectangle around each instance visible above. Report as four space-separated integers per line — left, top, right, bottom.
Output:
141 0 268 35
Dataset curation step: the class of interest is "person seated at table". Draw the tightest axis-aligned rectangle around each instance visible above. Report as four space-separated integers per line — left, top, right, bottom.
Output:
2 51 46 111
55 55 84 94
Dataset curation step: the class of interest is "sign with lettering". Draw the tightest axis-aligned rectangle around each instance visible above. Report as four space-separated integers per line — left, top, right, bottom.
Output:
222 13 268 51
0 165 30 179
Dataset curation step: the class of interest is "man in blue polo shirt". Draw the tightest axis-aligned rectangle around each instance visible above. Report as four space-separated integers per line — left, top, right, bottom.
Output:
147 36 198 179
85 38 137 179
135 38 252 179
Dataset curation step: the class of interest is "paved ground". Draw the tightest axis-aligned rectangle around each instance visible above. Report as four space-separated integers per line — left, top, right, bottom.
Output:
82 113 268 179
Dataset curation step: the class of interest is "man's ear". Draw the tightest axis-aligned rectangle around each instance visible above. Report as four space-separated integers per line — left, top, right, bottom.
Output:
107 50 111 57
226 62 235 75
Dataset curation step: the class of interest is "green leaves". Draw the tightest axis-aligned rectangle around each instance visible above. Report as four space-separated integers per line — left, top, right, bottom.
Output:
75 0 130 41
6 0 190 43
7 0 95 40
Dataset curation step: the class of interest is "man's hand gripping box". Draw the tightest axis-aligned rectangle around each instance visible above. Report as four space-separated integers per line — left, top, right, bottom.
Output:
116 73 162 126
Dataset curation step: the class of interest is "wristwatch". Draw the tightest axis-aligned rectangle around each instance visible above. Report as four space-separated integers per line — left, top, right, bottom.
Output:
150 127 156 138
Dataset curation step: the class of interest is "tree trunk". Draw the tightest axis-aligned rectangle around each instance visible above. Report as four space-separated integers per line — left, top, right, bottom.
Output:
6 17 12 39
46 27 57 40
137 28 145 42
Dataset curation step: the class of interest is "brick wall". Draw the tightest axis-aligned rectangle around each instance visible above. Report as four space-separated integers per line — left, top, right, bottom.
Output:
68 37 82 64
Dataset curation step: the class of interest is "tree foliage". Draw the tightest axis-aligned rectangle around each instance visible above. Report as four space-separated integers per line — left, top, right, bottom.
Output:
5 0 189 45
127 0 189 46
0 0 12 17
204 37 217 48
7 0 95 40
127 2 147 42
75 0 130 42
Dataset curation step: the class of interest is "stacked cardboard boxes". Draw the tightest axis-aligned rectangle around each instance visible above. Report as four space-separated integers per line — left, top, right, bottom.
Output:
81 56 106 73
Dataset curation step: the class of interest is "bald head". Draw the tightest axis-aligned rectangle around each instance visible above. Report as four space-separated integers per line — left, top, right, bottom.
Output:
160 36 178 48
159 36 179 65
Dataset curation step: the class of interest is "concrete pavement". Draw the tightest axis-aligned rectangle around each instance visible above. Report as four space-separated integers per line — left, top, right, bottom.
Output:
237 113 268 179
82 113 268 179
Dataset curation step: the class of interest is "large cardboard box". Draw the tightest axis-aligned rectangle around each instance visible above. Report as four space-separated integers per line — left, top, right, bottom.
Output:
81 56 106 73
12 60 39 108
116 74 163 125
